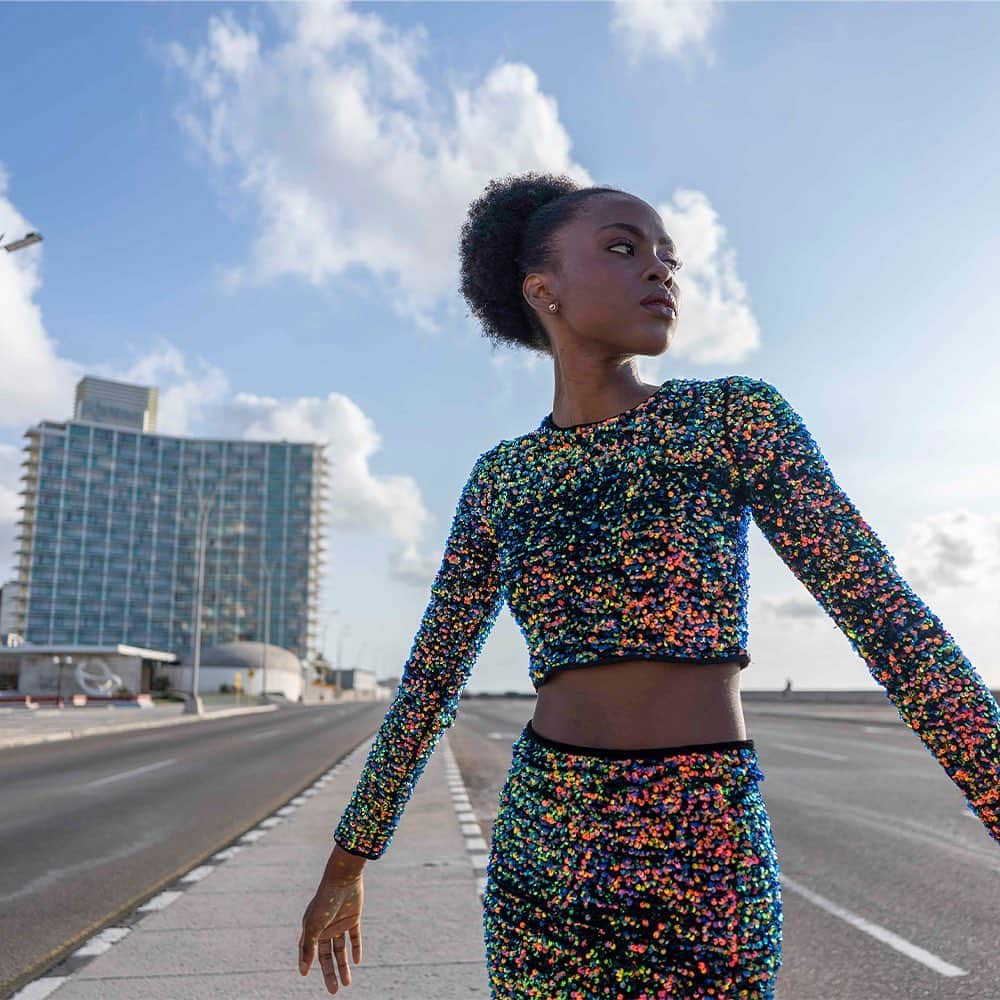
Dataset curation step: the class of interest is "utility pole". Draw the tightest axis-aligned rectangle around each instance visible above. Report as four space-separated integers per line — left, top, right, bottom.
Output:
185 470 246 716
259 557 278 704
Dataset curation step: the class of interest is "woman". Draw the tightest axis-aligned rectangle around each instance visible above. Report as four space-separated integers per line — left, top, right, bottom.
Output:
298 172 1000 998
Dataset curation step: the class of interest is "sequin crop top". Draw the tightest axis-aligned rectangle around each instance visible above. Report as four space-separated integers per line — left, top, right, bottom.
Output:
334 375 1000 859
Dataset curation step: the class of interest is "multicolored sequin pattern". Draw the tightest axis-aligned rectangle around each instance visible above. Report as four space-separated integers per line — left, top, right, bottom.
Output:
334 448 504 858
333 375 1000 859
483 725 783 998
493 378 750 688
727 375 1000 843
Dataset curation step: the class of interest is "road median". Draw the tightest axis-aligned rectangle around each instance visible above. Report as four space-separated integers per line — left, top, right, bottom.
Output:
0 703 279 750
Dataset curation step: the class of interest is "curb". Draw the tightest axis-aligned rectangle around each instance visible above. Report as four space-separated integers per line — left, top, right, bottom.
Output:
442 736 491 903
6 728 376 1000
0 704 279 750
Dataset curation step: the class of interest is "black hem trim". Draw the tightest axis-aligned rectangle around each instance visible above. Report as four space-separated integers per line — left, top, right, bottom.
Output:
524 720 755 761
334 838 379 860
536 651 750 689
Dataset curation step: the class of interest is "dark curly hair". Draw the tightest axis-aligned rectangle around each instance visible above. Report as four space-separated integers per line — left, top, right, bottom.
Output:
458 171 629 356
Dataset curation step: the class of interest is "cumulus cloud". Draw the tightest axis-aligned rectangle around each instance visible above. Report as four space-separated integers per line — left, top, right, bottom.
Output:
609 0 724 76
761 507 1000 648
212 389 438 583
0 165 80 428
156 1 752 363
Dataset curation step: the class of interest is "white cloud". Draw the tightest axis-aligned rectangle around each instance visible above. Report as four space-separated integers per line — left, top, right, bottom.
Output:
158 1 751 365
0 164 81 428
0 158 438 587
609 0 724 76
212 389 437 583
655 189 762 363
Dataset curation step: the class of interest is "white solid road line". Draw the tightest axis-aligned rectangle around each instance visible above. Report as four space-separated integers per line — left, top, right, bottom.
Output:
771 742 848 761
779 873 968 978
81 758 177 789
10 978 70 999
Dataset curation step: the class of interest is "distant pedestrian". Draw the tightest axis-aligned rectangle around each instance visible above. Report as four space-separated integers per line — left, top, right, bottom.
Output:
299 173 1000 997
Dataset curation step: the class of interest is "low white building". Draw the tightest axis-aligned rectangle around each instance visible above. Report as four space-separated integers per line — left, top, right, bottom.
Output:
167 641 304 702
0 644 177 697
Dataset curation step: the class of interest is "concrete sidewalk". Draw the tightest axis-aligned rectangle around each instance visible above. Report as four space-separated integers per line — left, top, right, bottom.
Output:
14 730 492 999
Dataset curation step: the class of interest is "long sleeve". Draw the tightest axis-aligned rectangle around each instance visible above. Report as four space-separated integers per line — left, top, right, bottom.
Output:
725 375 1000 844
333 449 504 859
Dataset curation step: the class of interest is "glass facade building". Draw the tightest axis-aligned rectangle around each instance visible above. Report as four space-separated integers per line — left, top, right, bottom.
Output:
12 420 327 661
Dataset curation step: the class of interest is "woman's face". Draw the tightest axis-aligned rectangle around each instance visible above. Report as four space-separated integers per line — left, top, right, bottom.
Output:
525 193 681 359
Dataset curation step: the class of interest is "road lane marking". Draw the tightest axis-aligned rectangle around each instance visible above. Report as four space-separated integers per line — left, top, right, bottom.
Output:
180 865 214 884
772 742 848 761
10 978 69 999
443 737 492 895
138 890 183 911
72 926 131 957
12 730 374 1000
779 873 968 977
775 788 1000 870
81 758 177 789
251 727 283 740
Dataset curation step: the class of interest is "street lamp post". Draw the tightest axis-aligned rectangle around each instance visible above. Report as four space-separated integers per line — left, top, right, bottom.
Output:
53 654 73 708
259 558 277 704
185 469 247 716
1 231 43 253
336 623 351 698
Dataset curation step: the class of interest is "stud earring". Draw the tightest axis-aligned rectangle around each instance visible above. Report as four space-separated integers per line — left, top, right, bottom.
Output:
548 303 558 312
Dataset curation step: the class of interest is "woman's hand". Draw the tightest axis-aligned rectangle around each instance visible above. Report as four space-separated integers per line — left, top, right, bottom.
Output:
298 872 364 993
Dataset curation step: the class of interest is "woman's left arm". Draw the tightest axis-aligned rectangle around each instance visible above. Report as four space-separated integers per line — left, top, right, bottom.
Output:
725 375 1000 844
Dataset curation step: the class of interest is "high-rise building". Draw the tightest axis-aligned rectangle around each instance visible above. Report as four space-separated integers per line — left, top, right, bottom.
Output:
74 375 159 432
12 408 327 661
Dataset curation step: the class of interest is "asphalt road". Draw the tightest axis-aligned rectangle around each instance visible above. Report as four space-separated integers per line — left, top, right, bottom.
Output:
0 702 386 997
448 699 1000 1000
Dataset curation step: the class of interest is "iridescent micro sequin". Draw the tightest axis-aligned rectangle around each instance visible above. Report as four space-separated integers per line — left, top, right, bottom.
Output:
334 375 1000 860
483 722 783 999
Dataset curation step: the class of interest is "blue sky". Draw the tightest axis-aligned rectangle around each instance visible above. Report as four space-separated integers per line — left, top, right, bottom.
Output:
1 1 998 692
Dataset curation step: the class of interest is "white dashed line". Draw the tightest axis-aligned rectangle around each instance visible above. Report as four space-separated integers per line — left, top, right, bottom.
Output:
772 742 848 761
442 736 492 902
780 873 968 977
14 733 373 1000
72 926 131 957
180 865 215 884
138 890 183 911
81 758 177 789
9 978 70 999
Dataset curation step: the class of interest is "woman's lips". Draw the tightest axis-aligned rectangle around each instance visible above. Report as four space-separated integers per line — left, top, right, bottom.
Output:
641 301 676 318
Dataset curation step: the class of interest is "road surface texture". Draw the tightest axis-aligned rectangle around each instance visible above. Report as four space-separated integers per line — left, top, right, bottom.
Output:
448 699 1000 999
0 702 385 997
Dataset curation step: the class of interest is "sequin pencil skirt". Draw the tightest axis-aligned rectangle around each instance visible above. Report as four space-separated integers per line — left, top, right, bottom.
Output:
481 721 783 1000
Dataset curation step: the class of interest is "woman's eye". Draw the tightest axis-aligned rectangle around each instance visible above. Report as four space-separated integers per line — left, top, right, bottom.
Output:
608 239 676 266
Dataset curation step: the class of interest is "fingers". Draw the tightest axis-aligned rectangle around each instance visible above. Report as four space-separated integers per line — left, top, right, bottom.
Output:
298 926 316 977
349 923 363 965
318 935 352 993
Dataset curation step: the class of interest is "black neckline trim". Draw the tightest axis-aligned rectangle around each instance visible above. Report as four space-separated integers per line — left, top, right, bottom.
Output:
541 379 676 432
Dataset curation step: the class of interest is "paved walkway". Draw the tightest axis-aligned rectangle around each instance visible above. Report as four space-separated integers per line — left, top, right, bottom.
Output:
13 730 492 999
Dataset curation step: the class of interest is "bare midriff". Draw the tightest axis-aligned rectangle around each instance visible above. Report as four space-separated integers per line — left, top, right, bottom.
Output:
531 658 748 750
